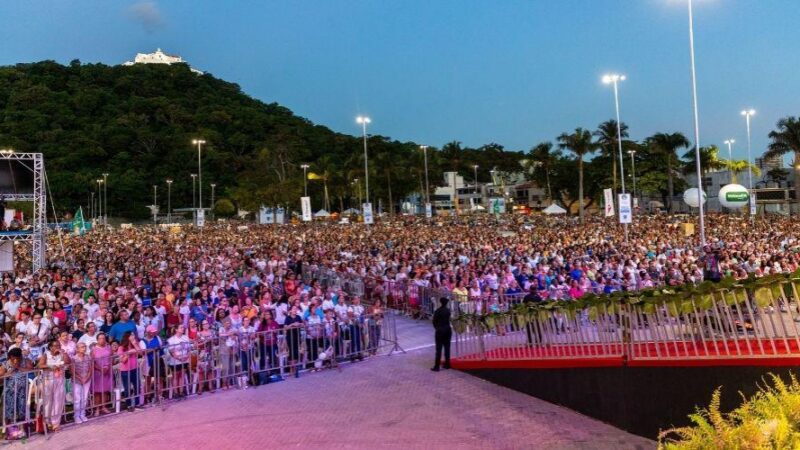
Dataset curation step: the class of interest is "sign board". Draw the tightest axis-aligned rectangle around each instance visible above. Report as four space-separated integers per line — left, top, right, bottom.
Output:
259 207 274 224
275 207 285 224
425 203 432 218
488 198 505 215
196 209 205 227
301 196 312 222
603 188 614 217
618 193 632 224
363 203 374 224
750 193 757 216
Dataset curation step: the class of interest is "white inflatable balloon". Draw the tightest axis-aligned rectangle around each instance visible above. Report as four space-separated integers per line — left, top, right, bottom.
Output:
719 184 749 209
683 188 707 208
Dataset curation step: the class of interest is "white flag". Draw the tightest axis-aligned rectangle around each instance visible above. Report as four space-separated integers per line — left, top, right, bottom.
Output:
604 189 614 217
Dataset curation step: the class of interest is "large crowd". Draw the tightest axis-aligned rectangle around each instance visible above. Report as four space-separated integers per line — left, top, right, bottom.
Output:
1 213 799 439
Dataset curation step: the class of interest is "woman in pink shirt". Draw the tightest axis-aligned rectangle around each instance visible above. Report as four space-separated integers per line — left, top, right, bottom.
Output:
567 280 585 299
117 332 142 411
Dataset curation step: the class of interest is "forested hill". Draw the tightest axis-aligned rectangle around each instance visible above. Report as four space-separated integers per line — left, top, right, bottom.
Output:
0 60 523 219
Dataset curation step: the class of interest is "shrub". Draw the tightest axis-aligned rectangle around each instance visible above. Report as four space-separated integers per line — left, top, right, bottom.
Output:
659 373 800 449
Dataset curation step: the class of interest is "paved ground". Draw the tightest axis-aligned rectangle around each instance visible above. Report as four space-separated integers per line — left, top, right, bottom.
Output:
17 316 654 449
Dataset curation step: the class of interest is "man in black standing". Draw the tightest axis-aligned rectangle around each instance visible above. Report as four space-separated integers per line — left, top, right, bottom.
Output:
431 297 451 372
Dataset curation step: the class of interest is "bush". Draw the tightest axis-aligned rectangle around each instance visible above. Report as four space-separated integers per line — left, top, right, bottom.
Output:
659 373 800 449
213 198 235 217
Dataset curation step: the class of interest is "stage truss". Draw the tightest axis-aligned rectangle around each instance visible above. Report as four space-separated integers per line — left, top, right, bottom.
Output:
0 152 46 271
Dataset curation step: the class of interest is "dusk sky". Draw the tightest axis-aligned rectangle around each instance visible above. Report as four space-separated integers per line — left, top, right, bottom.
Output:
2 0 798 161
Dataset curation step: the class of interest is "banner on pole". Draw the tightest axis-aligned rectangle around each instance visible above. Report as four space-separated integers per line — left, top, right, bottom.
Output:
750 193 757 216
301 197 312 222
618 193 632 224
604 188 614 217
196 209 205 227
363 202 374 224
425 203 432 218
488 198 505 215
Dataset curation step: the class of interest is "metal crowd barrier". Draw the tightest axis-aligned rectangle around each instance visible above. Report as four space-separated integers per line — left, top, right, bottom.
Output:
453 281 800 364
0 312 401 441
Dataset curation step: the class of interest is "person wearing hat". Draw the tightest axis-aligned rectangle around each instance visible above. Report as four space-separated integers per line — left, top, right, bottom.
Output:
431 297 452 372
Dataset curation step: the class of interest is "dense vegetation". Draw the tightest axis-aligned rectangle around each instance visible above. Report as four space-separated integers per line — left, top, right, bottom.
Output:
0 61 796 219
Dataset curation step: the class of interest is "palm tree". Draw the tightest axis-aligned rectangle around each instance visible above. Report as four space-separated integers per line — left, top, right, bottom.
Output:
594 120 629 194
724 160 761 184
646 132 690 211
682 145 726 176
558 128 597 222
765 116 800 205
524 142 560 202
310 154 337 211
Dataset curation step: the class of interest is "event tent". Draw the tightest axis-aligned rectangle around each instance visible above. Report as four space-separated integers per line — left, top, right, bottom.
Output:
542 204 567 215
314 209 331 218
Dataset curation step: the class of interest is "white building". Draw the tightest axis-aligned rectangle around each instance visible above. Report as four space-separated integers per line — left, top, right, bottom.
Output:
123 48 203 74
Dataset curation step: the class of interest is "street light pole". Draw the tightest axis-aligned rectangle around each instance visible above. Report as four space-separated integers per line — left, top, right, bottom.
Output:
96 179 103 225
191 173 197 210
741 109 756 219
301 164 310 197
356 116 371 205
153 185 158 224
628 150 637 204
421 145 430 204
210 183 216 221
192 139 206 216
473 165 479 195
602 74 627 195
724 139 736 184
166 179 173 223
687 0 706 246
102 173 108 227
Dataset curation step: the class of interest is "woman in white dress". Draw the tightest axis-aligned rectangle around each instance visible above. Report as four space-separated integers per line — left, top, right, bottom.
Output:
37 339 71 431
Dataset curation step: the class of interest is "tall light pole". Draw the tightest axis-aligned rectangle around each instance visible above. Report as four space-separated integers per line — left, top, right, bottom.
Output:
628 150 637 205
724 139 736 184
687 0 706 245
192 139 206 215
153 185 158 224
602 73 627 195
96 179 103 225
301 164 310 197
166 179 173 223
102 173 108 227
356 116 371 205
473 165 479 195
741 109 756 219
191 173 197 210
210 183 216 220
421 145 430 204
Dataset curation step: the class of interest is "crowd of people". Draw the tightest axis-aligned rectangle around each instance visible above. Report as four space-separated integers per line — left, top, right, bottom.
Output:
0 213 798 438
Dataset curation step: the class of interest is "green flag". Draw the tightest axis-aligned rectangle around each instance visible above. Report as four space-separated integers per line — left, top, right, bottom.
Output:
73 207 86 235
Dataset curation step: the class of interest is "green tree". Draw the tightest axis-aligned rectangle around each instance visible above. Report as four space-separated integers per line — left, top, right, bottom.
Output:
646 132 690 211
765 116 800 204
557 128 597 222
523 141 560 202
594 120 628 194
214 198 236 217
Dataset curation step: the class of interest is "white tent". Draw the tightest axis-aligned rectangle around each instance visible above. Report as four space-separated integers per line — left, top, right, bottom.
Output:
342 208 361 215
314 209 331 218
542 203 567 215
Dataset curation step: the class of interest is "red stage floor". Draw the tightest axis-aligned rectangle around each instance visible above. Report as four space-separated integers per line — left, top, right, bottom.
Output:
452 338 800 370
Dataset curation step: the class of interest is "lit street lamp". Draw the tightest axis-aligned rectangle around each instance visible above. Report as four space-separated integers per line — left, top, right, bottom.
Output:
724 139 736 183
356 116 371 206
166 179 173 223
601 73 627 195
301 164 310 197
741 109 756 218
687 0 706 245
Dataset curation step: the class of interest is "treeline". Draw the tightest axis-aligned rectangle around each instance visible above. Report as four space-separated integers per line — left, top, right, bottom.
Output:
0 61 797 219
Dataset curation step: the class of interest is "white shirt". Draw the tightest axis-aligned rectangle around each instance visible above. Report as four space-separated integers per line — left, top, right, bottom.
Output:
78 332 98 348
3 299 21 318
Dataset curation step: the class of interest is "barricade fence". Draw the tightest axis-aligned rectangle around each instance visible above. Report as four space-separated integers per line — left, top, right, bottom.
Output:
0 312 399 440
301 266 525 319
450 279 800 363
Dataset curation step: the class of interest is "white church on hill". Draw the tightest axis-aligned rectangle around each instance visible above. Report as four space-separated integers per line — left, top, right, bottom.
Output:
123 48 203 74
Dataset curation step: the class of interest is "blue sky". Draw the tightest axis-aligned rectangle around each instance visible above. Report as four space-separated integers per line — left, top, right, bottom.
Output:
1 0 798 161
